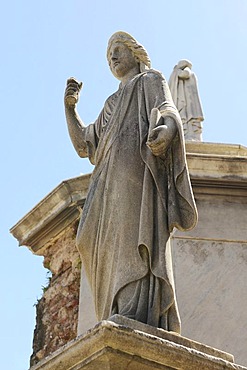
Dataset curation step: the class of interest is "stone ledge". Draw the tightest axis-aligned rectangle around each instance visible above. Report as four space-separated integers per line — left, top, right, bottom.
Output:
186 141 247 157
186 142 247 193
30 317 247 370
108 315 234 362
10 174 91 253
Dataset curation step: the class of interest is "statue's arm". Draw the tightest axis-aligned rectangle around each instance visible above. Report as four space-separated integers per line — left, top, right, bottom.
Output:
64 78 88 158
65 105 88 158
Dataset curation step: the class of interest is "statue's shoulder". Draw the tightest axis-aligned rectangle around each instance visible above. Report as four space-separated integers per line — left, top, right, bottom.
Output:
104 89 120 106
141 69 166 84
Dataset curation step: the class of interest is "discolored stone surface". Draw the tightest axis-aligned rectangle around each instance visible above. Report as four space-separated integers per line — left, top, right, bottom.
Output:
30 224 81 366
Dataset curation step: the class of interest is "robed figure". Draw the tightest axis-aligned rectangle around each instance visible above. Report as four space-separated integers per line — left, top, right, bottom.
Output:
64 32 197 334
169 59 204 141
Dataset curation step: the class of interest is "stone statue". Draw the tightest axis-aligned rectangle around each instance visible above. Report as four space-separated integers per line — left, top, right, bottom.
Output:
64 32 197 334
169 59 204 141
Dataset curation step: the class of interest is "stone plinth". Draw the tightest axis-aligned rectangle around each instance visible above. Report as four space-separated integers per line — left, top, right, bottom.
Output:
30 316 247 370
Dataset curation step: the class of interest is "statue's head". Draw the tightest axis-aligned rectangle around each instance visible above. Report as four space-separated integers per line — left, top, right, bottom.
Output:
107 31 151 79
177 59 192 70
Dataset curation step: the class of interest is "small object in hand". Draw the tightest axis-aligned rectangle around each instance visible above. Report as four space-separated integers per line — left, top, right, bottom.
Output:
65 77 83 105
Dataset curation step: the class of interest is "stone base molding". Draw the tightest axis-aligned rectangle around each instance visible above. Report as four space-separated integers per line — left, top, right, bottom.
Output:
30 316 247 370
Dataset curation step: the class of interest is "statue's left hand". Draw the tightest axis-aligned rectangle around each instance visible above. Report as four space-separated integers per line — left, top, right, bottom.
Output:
147 126 169 157
147 109 177 157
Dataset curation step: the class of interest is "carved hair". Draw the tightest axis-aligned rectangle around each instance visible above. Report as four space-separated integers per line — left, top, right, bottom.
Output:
107 31 151 72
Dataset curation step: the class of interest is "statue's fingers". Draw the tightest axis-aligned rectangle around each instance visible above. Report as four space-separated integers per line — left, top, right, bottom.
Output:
151 145 166 156
64 89 78 96
67 77 79 84
66 78 83 91
147 134 156 144
147 138 162 150
66 82 80 90
153 141 165 151
147 126 163 144
66 85 78 92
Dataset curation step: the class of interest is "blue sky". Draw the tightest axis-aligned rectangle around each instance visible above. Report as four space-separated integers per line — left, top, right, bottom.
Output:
1 1 247 369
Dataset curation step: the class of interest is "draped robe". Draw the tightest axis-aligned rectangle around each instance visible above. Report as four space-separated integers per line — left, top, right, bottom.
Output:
168 66 204 124
76 69 197 332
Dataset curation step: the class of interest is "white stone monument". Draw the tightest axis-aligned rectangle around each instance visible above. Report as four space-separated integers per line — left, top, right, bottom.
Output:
169 59 204 141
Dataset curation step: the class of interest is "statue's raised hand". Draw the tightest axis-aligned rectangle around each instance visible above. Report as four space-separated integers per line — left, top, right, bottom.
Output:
64 77 83 107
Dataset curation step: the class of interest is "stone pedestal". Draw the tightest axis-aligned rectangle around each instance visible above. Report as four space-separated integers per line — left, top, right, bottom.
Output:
30 316 246 370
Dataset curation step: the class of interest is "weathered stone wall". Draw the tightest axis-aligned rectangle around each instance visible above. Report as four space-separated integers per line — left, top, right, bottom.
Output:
171 191 247 367
30 221 80 366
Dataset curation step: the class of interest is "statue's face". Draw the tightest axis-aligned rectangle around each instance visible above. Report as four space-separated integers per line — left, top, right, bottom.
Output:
108 41 139 80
